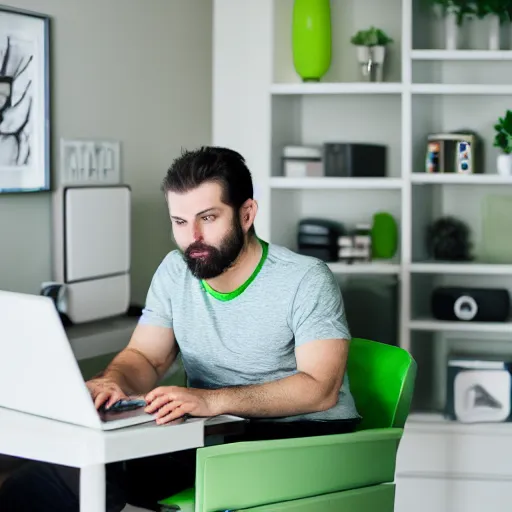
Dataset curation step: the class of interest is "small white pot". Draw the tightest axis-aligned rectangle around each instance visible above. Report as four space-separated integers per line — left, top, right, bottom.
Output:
497 153 512 176
371 45 386 64
445 11 458 50
357 46 370 63
488 14 500 50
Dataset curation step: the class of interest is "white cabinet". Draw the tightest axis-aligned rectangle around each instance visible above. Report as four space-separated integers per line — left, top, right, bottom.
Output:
395 414 512 512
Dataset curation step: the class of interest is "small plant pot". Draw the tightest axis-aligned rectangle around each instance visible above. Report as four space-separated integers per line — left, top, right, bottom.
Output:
497 154 512 176
488 14 500 51
445 11 459 50
356 45 386 82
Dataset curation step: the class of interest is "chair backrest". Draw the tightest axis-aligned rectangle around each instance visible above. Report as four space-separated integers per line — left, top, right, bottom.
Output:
347 337 416 430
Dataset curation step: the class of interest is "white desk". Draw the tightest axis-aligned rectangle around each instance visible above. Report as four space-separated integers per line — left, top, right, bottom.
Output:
0 407 242 511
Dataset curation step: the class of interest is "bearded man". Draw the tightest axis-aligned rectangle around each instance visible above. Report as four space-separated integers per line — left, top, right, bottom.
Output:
0 146 360 512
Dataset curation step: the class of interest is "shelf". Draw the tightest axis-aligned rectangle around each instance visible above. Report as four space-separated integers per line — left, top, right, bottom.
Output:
328 262 401 275
410 261 512 275
411 50 512 61
409 318 512 333
270 177 403 190
411 173 512 185
412 84 512 95
270 82 403 95
406 412 512 435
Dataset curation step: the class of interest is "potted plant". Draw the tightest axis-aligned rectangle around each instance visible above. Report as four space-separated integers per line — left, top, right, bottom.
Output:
427 0 475 49
493 109 512 175
473 0 512 50
350 27 393 82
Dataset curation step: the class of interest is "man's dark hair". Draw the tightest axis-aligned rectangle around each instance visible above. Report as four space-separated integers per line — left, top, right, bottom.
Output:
162 146 255 234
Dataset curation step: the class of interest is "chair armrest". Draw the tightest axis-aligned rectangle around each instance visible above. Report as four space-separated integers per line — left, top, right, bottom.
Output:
195 428 403 512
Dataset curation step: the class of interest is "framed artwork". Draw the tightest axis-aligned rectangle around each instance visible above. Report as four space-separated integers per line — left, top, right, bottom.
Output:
0 5 50 193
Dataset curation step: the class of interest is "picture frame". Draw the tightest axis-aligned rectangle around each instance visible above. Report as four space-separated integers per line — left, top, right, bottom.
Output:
0 5 50 193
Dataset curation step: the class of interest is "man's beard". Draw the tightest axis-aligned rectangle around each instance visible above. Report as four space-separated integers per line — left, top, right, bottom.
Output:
183 218 245 279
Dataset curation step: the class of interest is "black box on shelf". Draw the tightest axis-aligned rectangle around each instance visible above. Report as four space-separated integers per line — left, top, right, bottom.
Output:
431 287 511 323
297 218 345 263
323 143 386 178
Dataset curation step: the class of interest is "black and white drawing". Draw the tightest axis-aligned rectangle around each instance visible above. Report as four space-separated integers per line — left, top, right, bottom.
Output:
0 7 50 193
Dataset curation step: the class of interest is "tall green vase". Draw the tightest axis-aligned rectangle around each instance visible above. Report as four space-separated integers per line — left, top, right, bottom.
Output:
292 0 332 82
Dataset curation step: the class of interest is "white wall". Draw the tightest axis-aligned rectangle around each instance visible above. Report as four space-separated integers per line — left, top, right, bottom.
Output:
0 0 212 304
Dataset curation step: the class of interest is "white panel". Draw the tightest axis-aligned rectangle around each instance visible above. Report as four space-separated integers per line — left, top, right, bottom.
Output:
0 291 100 429
66 274 130 324
64 186 131 282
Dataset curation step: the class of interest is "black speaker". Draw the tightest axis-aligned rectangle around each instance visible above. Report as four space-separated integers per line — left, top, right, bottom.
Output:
323 143 386 177
297 218 344 263
432 287 511 322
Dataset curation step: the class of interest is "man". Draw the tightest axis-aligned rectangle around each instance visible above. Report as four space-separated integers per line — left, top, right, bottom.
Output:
0 146 360 511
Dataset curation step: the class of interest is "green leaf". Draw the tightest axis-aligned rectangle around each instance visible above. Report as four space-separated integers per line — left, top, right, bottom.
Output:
350 26 393 46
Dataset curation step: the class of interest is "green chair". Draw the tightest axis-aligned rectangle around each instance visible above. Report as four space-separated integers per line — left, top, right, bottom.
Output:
158 338 417 512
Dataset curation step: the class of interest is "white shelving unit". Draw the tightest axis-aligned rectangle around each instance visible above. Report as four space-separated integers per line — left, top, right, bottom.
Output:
213 2 512 509
212 0 512 407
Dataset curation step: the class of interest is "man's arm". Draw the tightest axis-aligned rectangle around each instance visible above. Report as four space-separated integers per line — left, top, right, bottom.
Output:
211 337 348 417
145 336 348 422
98 323 178 395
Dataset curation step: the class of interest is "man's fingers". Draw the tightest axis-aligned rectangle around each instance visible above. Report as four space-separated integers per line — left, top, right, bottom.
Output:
94 392 110 410
145 394 172 414
157 404 187 425
94 390 126 410
145 386 170 403
105 392 125 409
154 400 182 419
157 402 195 425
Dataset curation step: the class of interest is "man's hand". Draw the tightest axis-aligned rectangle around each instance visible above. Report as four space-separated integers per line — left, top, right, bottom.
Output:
86 378 129 410
144 386 218 425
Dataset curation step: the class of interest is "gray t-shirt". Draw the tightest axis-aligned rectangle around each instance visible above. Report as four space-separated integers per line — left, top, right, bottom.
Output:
139 240 360 422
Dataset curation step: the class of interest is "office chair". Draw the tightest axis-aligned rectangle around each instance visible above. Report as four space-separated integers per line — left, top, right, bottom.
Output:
158 337 417 512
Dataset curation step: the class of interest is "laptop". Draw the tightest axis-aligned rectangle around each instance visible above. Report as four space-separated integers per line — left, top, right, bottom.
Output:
0 290 174 430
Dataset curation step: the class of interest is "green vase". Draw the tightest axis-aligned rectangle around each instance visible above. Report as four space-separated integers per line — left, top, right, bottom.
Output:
371 212 398 259
292 0 332 82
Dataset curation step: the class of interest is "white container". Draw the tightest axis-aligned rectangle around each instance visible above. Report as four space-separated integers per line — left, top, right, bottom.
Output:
488 14 500 51
445 11 458 50
282 145 323 177
497 153 512 176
